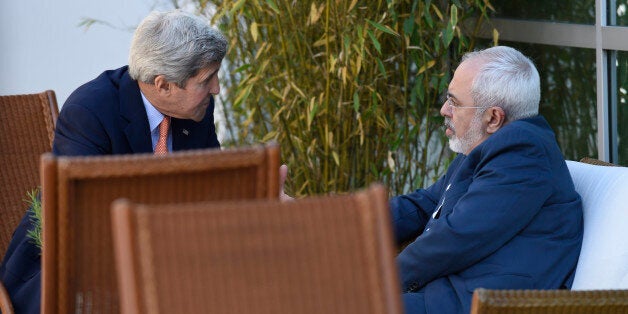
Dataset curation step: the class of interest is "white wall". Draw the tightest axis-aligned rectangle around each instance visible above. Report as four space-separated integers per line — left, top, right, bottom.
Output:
0 1 171 106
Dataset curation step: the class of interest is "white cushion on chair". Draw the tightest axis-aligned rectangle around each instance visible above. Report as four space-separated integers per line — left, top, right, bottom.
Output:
567 160 628 290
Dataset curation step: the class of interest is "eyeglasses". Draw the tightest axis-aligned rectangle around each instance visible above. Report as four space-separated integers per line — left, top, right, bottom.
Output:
445 95 485 110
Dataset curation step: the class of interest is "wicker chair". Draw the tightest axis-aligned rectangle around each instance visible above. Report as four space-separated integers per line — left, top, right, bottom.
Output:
471 289 628 313
0 280 13 314
471 158 628 313
41 144 280 314
0 90 58 314
0 90 58 259
110 184 402 314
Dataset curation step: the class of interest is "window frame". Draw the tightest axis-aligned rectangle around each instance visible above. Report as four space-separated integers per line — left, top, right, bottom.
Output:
479 0 627 162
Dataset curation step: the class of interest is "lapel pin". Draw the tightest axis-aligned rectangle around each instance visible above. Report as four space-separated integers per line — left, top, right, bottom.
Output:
182 129 189 136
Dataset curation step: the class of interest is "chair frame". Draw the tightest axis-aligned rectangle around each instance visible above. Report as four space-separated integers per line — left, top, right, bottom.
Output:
0 90 58 258
0 281 14 314
41 143 279 314
0 90 58 314
111 184 402 314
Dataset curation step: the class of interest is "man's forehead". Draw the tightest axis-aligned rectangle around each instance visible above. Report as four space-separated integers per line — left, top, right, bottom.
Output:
196 62 221 79
451 60 482 88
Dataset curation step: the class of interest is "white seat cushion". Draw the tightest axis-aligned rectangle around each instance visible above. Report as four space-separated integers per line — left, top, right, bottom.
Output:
567 160 628 290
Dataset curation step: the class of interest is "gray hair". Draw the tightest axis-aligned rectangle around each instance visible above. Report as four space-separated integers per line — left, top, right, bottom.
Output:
129 10 228 87
462 46 540 121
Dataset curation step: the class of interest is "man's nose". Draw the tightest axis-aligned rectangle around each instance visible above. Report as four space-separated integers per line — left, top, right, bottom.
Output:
439 100 449 117
209 76 220 95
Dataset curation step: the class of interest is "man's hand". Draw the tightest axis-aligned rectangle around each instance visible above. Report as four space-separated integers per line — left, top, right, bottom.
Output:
279 164 294 201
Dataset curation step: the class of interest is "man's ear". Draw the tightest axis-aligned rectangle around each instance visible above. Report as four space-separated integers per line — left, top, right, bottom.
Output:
153 75 172 95
485 106 506 134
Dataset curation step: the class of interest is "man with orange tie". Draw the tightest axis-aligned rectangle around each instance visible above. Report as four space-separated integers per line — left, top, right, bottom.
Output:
53 10 225 156
0 10 227 313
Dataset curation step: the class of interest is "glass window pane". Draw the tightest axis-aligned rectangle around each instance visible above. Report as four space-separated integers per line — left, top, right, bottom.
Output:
617 51 628 165
490 0 595 24
476 40 598 160
611 0 628 25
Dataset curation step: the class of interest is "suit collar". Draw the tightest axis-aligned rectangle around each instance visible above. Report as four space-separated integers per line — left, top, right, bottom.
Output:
118 67 153 154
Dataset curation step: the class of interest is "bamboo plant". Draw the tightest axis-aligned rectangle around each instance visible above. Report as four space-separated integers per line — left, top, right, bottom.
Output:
188 0 495 196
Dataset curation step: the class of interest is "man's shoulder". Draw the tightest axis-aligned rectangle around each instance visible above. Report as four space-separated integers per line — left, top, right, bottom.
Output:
486 115 555 147
64 66 134 110
470 115 562 165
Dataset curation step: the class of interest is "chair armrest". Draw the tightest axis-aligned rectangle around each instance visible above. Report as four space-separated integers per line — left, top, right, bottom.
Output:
0 279 14 314
471 288 628 313
579 157 619 167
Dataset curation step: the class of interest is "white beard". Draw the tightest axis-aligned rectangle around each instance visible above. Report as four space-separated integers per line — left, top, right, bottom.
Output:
446 113 486 154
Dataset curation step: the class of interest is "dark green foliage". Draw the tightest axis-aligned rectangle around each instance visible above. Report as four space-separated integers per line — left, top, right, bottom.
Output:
200 0 495 196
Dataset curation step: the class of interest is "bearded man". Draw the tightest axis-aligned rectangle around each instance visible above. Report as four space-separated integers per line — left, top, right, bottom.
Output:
391 46 583 314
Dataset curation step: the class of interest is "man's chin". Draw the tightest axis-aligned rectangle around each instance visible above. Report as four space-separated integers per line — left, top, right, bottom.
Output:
448 139 463 154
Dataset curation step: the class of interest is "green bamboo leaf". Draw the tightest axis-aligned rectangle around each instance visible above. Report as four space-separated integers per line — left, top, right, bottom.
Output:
415 78 425 103
366 29 381 54
376 58 387 78
443 22 454 47
230 0 246 15
353 92 360 113
450 5 458 26
356 24 364 48
343 35 351 60
308 98 319 129
366 19 400 37
262 130 278 142
403 16 415 36
233 85 252 107
371 90 379 111
234 64 251 73
391 135 402 151
424 4 434 28
264 0 280 14
432 4 443 21
438 73 449 92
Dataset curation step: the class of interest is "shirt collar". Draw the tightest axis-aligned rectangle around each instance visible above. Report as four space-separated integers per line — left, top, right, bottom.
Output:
140 92 166 133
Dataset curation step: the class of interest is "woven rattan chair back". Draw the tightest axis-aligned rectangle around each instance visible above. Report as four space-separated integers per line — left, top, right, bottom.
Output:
471 288 628 314
111 184 402 314
0 90 58 259
41 144 279 314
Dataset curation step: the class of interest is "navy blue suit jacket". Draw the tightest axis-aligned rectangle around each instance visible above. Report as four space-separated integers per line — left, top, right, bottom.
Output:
391 116 583 314
0 66 220 314
54 66 220 155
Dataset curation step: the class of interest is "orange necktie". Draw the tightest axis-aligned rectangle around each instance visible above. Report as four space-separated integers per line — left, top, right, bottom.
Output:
154 116 170 155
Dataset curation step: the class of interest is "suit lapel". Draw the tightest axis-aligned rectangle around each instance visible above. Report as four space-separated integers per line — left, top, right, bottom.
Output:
119 71 153 154
172 117 208 151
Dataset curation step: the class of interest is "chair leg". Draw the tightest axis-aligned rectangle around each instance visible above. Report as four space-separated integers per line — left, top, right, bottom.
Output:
0 279 14 314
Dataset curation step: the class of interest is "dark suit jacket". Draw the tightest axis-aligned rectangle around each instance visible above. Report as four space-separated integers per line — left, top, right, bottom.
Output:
0 66 221 314
391 116 583 314
53 66 220 155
